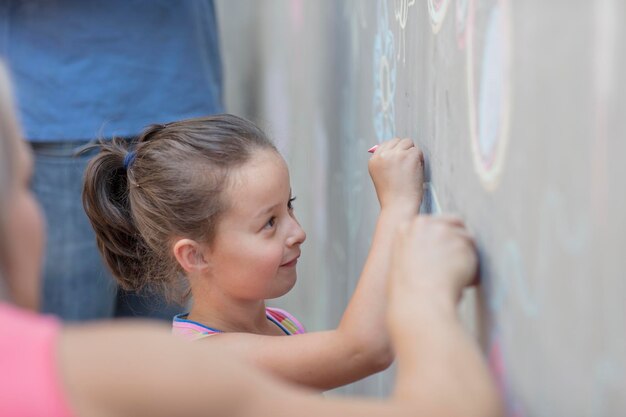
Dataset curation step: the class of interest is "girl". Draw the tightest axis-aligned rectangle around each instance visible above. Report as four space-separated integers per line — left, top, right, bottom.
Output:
83 114 425 390
0 61 501 416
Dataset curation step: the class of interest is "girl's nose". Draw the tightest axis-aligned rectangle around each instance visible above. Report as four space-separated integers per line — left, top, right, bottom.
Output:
286 217 306 247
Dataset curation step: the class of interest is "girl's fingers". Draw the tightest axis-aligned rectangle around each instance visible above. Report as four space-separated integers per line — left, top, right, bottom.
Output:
396 138 415 150
408 146 425 165
417 215 475 244
433 214 466 228
380 138 401 151
376 138 417 154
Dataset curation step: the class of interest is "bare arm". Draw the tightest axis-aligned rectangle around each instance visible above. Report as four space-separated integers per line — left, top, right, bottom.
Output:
59 322 260 417
57 321 406 417
59 322 404 417
193 329 377 391
335 196 419 359
387 216 503 416
337 138 424 361
58 217 501 417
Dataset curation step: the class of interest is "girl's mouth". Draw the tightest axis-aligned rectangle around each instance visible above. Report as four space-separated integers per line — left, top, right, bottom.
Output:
280 255 299 267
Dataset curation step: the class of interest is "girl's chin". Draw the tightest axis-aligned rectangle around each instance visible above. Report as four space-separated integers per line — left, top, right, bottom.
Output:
266 275 297 299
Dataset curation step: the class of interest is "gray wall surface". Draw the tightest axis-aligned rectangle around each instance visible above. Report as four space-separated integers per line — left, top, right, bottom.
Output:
216 1 625 415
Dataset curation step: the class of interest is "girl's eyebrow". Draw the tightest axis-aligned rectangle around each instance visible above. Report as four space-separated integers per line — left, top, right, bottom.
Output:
253 189 292 218
254 203 281 219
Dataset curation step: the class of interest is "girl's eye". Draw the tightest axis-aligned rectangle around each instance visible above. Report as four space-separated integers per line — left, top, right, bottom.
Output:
264 216 276 229
288 196 296 210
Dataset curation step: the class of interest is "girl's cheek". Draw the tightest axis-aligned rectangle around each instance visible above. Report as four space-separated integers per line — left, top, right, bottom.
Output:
258 245 285 278
262 246 284 271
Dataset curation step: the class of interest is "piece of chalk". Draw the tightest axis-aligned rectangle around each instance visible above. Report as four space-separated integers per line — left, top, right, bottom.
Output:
367 145 379 153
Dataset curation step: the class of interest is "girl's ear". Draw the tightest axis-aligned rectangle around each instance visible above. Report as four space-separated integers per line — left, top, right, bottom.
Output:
173 238 209 273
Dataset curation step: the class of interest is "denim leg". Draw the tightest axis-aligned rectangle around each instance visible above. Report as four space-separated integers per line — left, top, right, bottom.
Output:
32 142 117 321
32 141 182 321
115 287 183 319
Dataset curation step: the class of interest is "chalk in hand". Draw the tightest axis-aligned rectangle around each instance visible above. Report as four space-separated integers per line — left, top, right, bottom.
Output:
367 145 379 153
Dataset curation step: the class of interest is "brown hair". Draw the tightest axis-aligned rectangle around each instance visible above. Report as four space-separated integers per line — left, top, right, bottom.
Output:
82 114 276 303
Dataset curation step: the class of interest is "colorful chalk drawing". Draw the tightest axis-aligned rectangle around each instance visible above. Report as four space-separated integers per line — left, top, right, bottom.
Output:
466 0 511 191
427 0 451 34
373 0 397 142
393 0 416 63
455 0 470 49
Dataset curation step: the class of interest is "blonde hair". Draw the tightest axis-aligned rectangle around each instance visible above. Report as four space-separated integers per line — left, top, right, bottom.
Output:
0 61 23 300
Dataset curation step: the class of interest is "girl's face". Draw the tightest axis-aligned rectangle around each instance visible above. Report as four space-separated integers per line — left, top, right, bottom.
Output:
205 149 306 302
4 138 45 310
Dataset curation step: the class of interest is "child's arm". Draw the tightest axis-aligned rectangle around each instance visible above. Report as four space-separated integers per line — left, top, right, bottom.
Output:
337 137 425 367
58 216 501 417
387 216 502 415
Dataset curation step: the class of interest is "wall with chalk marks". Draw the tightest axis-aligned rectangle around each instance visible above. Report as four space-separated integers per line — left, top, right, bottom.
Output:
216 0 626 412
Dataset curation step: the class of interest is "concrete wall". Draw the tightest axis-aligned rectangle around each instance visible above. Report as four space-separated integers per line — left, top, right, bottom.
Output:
216 1 626 414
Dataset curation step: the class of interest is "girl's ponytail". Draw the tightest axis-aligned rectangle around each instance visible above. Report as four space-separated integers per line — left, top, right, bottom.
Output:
82 138 152 293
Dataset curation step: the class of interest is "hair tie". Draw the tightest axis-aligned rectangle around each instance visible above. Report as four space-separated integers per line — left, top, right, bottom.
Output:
123 150 137 170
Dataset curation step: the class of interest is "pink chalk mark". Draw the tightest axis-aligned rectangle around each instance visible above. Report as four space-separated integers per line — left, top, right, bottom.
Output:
488 336 526 417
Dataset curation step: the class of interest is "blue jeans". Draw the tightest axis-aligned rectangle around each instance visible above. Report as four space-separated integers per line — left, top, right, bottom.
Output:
31 140 180 321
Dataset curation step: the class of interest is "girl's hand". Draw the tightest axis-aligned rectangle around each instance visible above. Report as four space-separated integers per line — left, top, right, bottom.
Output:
387 215 478 324
368 138 424 213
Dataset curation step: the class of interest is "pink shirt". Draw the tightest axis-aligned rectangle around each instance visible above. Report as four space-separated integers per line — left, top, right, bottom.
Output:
0 303 75 417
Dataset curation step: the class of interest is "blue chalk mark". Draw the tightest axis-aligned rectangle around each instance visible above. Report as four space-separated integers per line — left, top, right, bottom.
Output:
373 0 397 142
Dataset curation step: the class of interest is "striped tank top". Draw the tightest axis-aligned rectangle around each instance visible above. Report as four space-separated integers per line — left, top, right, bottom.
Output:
172 307 306 341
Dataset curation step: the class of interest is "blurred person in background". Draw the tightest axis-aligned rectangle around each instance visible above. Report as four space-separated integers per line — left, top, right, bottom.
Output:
0 0 223 320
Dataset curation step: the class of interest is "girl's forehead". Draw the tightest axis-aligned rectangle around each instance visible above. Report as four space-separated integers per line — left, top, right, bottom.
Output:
225 151 290 213
236 150 288 184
